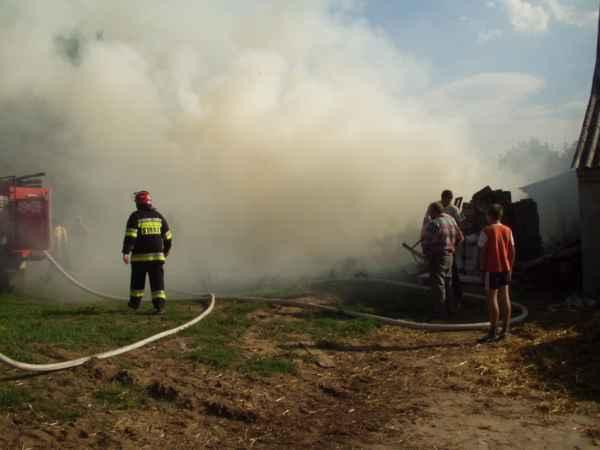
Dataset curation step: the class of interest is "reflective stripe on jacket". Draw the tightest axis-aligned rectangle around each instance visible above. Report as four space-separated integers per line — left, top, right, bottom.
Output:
122 206 172 261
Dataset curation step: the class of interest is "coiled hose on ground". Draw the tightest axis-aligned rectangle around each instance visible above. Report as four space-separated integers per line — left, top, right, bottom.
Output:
0 252 528 372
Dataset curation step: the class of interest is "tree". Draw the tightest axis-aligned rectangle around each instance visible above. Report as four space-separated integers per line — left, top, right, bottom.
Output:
499 139 576 182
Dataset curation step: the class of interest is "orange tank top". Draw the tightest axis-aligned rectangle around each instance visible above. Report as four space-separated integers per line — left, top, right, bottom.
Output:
482 223 514 273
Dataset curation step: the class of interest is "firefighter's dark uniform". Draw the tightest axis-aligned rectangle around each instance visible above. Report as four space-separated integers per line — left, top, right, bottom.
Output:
122 206 172 311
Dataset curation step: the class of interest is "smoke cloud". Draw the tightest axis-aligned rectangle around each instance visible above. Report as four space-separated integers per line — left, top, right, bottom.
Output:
1 1 505 289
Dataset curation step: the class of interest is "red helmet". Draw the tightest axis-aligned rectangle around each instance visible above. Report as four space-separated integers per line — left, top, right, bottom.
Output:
134 190 152 207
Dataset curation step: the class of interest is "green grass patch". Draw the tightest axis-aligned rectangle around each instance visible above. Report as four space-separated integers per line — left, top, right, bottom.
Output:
241 285 308 299
315 283 435 321
241 356 296 376
0 294 283 375
188 345 242 368
36 400 83 421
0 288 389 378
183 301 260 368
305 314 379 338
183 301 257 341
0 294 204 362
183 302 299 376
94 384 146 410
0 385 81 421
258 311 379 341
0 386 33 408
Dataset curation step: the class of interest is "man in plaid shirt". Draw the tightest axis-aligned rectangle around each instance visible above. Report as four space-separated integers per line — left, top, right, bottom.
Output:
422 202 464 320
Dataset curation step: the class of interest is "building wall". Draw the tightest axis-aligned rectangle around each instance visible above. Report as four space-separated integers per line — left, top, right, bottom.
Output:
521 171 579 246
578 168 600 298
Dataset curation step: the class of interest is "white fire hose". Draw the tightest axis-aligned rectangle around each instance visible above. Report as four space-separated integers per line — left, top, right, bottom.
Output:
0 253 527 372
0 252 215 372
183 278 528 332
307 278 528 330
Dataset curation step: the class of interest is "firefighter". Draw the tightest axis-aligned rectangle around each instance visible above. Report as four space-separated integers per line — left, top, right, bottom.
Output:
122 191 172 314
53 222 70 269
70 216 89 261
42 221 70 283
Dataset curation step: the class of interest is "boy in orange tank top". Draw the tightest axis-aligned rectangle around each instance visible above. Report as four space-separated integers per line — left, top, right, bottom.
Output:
477 204 516 342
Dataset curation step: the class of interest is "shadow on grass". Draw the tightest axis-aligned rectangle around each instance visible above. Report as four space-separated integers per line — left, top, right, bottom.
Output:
504 288 600 404
0 385 33 407
0 370 63 382
313 281 487 324
288 340 471 353
40 307 126 317
519 316 600 403
0 385 83 421
259 309 379 341
315 282 432 320
241 356 296 376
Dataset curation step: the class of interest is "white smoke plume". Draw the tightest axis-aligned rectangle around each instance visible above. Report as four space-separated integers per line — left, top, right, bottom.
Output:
1 1 502 288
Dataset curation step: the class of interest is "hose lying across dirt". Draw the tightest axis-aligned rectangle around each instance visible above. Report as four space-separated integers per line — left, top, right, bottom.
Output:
181 278 528 332
310 278 528 331
0 253 528 372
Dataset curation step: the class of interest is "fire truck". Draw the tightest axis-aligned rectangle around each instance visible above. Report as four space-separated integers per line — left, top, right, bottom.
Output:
0 173 51 291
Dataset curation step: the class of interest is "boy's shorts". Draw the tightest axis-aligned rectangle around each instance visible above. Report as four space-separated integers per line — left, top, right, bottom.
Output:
484 272 510 290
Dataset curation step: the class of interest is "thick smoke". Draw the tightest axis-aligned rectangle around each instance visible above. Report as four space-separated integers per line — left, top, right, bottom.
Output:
1 1 500 289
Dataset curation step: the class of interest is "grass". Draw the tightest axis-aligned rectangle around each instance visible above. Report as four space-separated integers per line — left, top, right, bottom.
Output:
184 301 260 369
257 311 379 342
302 313 379 338
0 386 33 408
0 385 82 421
181 301 303 375
241 356 296 376
188 345 242 368
0 294 203 362
94 384 147 410
316 283 435 321
36 400 83 421
1 289 383 426
1 289 384 377
241 285 309 299
0 294 292 375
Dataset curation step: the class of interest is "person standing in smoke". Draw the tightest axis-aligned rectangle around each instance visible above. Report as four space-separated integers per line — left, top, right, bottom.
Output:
422 190 463 239
69 216 89 266
439 190 462 224
122 191 172 314
439 190 464 309
422 190 464 312
422 202 463 321
53 222 71 269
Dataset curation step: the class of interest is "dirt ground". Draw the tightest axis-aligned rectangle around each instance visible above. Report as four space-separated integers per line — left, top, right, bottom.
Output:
1 291 599 449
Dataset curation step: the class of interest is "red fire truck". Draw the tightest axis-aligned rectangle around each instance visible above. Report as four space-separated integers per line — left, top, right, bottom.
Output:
0 173 51 291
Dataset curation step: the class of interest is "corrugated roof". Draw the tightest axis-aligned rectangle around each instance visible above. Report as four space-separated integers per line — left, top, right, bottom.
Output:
573 11 600 169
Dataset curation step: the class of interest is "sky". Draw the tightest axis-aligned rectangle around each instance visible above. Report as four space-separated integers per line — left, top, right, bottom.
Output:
362 0 598 153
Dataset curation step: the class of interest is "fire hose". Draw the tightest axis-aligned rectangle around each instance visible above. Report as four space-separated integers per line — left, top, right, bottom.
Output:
0 252 215 372
0 252 528 372
178 278 528 332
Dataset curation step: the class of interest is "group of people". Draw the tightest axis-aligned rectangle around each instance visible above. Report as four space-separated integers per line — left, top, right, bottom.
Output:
121 188 516 340
421 190 516 342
